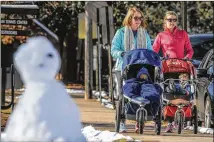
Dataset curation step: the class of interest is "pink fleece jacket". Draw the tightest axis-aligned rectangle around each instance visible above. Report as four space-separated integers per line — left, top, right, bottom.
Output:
153 27 194 59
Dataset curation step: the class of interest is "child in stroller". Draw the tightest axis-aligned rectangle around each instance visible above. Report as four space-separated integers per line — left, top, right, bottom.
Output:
166 73 193 97
115 49 163 135
161 58 198 134
165 72 194 132
123 67 162 132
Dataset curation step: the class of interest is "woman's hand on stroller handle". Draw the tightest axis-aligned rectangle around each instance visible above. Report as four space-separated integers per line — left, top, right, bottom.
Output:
160 54 170 61
182 57 193 62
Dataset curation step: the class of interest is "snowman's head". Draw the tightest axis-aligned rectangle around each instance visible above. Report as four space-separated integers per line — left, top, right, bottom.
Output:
14 36 61 84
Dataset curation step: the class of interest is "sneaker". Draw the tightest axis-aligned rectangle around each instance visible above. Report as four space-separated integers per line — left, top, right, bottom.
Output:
165 123 173 133
119 122 127 133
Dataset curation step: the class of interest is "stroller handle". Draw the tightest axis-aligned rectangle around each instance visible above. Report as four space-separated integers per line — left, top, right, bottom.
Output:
160 57 193 62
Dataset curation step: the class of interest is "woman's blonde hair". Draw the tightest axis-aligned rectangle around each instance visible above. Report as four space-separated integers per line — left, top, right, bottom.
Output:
163 11 178 30
122 6 147 28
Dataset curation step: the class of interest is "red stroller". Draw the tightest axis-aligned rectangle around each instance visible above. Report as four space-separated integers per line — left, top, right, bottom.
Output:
161 58 198 134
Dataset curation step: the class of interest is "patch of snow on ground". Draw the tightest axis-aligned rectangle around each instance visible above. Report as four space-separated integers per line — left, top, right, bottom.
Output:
92 90 108 98
82 126 134 142
15 88 25 91
184 126 213 135
66 89 85 94
103 103 114 109
92 90 115 109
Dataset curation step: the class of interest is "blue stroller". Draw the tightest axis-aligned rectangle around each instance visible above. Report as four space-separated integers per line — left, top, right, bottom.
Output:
115 49 163 135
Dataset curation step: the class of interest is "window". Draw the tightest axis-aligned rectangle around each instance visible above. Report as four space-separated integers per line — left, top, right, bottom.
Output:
190 38 201 46
191 40 213 59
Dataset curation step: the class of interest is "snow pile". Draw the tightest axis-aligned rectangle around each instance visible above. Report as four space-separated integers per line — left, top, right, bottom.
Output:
100 99 114 109
92 90 114 109
82 126 134 142
92 90 108 98
66 89 85 94
103 103 114 109
15 88 25 91
184 126 214 135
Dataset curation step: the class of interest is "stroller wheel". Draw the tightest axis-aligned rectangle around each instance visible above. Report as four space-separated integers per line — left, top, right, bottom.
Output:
138 110 145 134
177 112 183 134
192 105 198 134
115 100 122 132
155 106 162 135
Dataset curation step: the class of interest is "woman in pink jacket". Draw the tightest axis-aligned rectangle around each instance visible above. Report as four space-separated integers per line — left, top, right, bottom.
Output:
153 11 194 133
153 11 194 59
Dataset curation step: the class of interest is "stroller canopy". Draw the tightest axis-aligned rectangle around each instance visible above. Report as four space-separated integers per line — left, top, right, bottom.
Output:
122 49 161 71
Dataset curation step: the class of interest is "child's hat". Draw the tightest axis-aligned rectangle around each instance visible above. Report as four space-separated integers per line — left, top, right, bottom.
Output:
137 67 150 79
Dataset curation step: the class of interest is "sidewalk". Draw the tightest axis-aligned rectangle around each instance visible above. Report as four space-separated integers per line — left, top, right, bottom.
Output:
73 93 213 142
1 91 213 142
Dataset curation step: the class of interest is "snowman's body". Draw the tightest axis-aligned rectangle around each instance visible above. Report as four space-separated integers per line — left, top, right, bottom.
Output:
3 36 85 141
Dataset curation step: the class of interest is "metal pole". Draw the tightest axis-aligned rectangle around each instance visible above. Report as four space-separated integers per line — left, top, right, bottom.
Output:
27 15 59 42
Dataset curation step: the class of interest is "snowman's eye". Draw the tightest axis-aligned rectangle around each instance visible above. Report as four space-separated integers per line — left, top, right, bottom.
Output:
47 53 53 58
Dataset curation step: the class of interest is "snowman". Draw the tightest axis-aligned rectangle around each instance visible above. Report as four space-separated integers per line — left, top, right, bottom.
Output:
3 36 86 142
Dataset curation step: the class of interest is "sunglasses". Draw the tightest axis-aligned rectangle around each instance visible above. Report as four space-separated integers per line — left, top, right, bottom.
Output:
166 19 177 22
133 16 143 21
